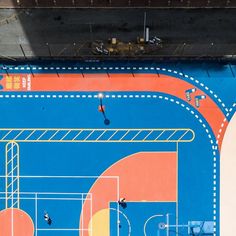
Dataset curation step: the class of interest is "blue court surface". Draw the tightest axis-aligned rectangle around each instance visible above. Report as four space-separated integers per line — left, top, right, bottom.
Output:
0 61 235 236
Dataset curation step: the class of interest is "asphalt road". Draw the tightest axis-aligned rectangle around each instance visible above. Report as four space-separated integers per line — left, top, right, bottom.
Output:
0 8 236 59
1 0 235 8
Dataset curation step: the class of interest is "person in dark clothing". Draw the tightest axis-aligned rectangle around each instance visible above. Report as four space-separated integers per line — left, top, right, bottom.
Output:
44 211 52 225
118 198 127 209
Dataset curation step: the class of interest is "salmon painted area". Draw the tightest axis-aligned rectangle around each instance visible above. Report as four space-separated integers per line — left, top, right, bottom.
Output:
80 152 177 235
0 208 34 236
217 120 228 149
0 73 227 146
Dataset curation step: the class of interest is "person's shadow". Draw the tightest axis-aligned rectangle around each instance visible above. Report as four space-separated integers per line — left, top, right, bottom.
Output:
120 202 127 209
47 218 52 225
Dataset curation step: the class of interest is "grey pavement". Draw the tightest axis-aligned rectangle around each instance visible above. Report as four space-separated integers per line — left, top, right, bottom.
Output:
1 0 236 8
0 8 236 59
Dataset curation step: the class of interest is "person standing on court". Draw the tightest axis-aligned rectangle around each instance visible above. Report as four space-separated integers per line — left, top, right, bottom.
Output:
44 211 52 225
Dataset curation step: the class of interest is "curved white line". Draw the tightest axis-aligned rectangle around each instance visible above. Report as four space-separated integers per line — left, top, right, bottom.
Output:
216 102 236 145
143 214 163 236
110 207 131 236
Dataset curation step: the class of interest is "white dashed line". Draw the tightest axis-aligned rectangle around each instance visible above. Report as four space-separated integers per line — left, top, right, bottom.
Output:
5 65 227 114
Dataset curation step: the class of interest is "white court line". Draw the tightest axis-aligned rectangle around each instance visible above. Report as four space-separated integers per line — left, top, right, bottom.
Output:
96 130 106 141
178 130 189 141
36 130 47 140
11 201 18 208
7 153 18 165
6 143 16 154
0 191 92 195
110 208 131 236
7 189 18 201
142 130 153 141
143 214 163 236
7 177 18 188
48 130 59 140
37 228 83 231
166 130 177 141
119 130 129 140
13 130 24 140
11 143 14 236
0 197 88 201
90 194 93 236
35 194 38 236
82 194 84 236
84 130 95 141
154 130 165 140
1 130 12 140
166 214 169 236
72 130 83 141
5 66 227 112
0 91 218 230
131 130 142 141
107 130 118 141
25 130 36 140
60 130 71 140
7 166 18 177
0 175 119 178
117 176 120 236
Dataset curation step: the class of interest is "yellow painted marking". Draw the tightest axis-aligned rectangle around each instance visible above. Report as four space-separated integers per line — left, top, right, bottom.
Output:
167 130 177 140
7 154 18 165
107 130 118 141
60 130 72 140
154 130 165 140
11 200 19 208
49 130 60 140
84 130 95 141
0 128 194 142
1 139 194 143
178 130 189 141
96 130 106 141
7 165 18 177
72 130 83 141
88 209 110 236
1 130 12 140
25 130 36 140
5 141 20 209
131 130 142 140
0 128 192 131
6 144 15 153
7 177 18 189
36 130 47 140
176 142 179 234
17 141 20 208
143 130 153 141
119 130 129 140
6 189 18 200
5 143 7 208
13 130 24 140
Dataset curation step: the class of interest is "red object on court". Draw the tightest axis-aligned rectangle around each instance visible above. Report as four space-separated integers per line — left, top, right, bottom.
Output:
98 105 105 112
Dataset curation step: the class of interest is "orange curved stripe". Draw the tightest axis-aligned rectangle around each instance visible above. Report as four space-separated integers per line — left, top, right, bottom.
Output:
1 73 227 145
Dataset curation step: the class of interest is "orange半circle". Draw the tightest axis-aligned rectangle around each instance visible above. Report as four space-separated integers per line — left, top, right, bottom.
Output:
0 208 34 236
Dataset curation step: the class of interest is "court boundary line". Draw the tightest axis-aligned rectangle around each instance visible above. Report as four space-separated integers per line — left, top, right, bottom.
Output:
0 93 218 235
0 65 229 113
216 102 236 145
110 207 131 236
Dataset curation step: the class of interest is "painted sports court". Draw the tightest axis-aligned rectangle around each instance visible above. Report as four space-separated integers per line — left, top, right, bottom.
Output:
0 61 235 236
